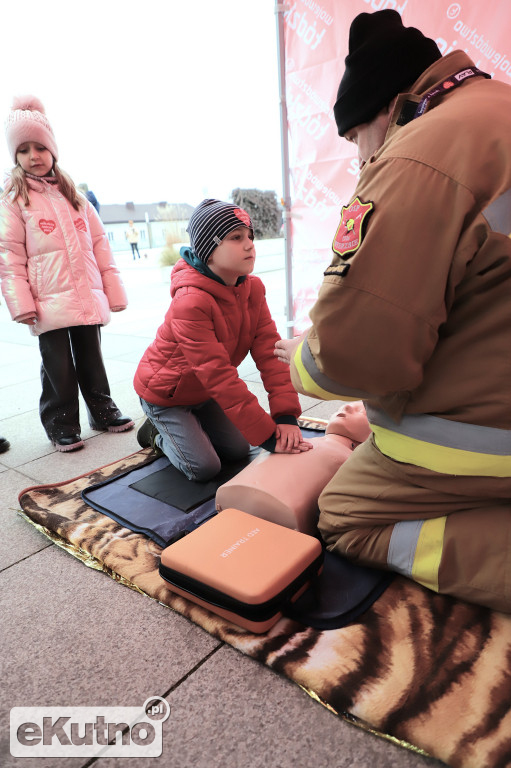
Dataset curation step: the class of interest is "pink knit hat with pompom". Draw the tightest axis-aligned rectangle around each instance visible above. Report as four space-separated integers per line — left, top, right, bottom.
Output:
5 95 59 163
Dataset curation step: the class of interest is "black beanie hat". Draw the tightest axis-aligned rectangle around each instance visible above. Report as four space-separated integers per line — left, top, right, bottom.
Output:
333 10 442 136
186 199 253 264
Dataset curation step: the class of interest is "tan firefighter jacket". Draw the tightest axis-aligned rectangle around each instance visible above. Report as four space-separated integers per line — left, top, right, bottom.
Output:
292 51 511 481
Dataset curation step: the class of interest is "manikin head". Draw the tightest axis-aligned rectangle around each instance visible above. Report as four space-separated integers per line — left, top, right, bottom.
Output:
325 401 371 446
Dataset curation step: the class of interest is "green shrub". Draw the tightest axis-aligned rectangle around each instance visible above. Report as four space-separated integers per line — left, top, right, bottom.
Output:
159 231 182 266
159 245 180 267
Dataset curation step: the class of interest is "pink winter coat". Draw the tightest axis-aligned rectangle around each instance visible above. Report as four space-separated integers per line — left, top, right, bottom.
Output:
0 176 127 336
134 257 301 447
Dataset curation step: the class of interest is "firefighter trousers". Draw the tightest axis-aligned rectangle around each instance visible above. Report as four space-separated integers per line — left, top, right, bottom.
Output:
319 437 511 613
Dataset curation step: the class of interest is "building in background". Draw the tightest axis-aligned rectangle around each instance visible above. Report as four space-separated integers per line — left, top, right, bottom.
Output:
100 202 194 252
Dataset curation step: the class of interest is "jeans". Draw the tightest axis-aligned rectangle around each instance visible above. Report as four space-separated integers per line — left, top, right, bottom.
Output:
139 397 250 481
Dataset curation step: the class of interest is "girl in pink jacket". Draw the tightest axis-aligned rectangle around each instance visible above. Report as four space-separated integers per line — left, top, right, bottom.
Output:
0 96 133 451
134 199 312 481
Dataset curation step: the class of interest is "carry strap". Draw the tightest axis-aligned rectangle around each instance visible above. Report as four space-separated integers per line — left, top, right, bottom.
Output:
413 66 491 119
398 67 491 126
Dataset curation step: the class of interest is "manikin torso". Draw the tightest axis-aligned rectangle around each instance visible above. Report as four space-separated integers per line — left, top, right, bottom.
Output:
215 402 371 534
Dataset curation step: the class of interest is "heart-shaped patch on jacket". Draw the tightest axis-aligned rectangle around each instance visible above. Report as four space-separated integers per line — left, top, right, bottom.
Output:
39 219 56 234
74 218 87 232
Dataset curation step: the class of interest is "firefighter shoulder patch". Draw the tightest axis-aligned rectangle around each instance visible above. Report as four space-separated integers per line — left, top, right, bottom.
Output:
332 197 374 258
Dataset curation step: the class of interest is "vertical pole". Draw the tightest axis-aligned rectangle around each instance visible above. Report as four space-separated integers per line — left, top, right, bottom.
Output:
145 211 153 248
275 2 294 339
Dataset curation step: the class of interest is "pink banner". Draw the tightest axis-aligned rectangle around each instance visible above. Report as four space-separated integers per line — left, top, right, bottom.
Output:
283 0 511 331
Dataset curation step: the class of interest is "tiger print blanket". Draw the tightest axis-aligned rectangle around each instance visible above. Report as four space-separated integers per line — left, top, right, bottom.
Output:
18 447 511 768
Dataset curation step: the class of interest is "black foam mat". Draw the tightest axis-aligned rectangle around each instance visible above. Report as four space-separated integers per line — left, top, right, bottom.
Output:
130 452 259 512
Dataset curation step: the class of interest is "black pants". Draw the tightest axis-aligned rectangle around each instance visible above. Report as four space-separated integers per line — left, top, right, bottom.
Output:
130 242 140 259
38 325 122 440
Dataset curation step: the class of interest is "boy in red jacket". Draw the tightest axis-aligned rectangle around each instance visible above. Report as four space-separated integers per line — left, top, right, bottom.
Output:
134 199 312 481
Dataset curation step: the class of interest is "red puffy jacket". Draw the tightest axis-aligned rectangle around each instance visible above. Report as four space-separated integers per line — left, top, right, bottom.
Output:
133 258 301 446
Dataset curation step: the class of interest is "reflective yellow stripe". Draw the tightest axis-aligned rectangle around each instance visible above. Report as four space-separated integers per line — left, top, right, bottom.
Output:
293 342 356 401
372 424 511 477
293 342 360 402
411 516 446 592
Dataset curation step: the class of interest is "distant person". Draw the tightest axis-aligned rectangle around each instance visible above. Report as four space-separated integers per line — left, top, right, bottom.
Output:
134 198 312 482
0 95 134 452
78 182 100 214
125 220 141 259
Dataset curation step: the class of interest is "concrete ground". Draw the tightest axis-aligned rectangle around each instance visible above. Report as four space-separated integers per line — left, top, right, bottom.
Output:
0 242 445 767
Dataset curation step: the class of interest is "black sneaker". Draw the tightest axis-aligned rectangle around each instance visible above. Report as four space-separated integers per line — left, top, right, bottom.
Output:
0 436 10 454
137 418 159 450
105 416 135 433
90 416 135 433
52 435 84 452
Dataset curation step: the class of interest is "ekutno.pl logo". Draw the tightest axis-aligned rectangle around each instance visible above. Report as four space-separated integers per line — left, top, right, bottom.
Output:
10 697 170 758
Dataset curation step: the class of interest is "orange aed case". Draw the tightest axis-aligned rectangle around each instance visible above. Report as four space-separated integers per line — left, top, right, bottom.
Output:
159 508 323 633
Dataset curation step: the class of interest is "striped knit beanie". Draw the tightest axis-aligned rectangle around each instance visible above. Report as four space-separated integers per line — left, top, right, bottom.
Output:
186 199 253 264
5 95 59 163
